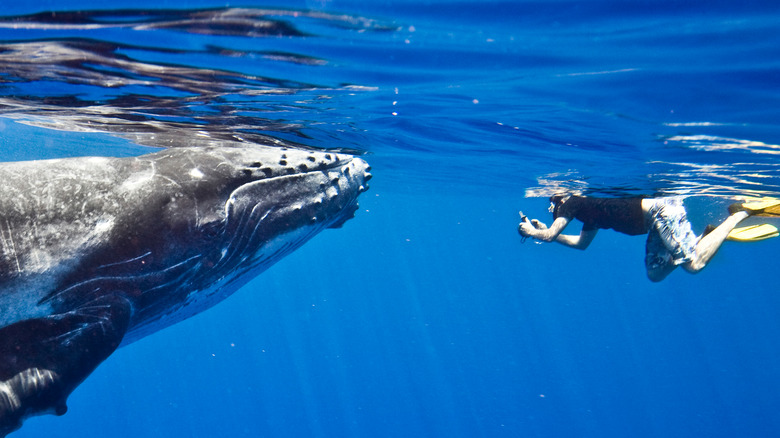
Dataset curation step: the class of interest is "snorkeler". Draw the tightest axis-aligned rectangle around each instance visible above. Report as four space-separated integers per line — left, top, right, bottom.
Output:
517 195 777 282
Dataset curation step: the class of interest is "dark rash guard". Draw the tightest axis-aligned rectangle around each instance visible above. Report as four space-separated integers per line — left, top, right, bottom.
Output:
554 196 648 236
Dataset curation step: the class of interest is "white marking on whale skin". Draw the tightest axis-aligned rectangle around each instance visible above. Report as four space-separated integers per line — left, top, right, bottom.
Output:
189 168 205 179
93 218 114 235
136 258 204 297
86 157 111 166
0 377 22 412
0 368 59 413
118 161 156 194
0 208 117 327
20 214 116 275
4 218 21 273
96 250 152 270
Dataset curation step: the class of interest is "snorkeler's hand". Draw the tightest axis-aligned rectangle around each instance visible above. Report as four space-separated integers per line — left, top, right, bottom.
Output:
530 219 547 230
518 211 532 237
518 220 537 238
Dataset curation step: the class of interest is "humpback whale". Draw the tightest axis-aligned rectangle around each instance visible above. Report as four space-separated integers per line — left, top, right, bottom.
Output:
0 145 371 436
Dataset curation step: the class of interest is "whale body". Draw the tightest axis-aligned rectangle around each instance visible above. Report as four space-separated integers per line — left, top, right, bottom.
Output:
0 145 370 435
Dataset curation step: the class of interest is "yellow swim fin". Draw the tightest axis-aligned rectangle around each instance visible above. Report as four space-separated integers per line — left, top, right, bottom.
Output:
727 223 779 242
733 198 780 217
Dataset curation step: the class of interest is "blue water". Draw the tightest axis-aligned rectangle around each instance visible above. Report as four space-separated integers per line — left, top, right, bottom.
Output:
2 1 780 437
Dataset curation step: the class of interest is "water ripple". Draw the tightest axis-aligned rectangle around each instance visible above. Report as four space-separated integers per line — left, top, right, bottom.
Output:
0 8 392 153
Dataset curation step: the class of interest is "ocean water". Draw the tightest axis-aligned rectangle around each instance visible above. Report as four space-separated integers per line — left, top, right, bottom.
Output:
2 1 780 437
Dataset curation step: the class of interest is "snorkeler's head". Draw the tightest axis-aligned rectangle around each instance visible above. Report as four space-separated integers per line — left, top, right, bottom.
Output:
549 194 570 218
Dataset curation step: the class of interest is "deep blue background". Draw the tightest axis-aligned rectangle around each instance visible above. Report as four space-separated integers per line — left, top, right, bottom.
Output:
2 1 780 437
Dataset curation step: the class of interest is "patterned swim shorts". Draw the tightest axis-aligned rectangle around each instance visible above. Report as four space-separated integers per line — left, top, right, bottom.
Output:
644 197 698 270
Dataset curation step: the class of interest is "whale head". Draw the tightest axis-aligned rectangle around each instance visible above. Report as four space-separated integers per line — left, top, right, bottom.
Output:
202 146 372 270
41 145 370 343
128 146 371 336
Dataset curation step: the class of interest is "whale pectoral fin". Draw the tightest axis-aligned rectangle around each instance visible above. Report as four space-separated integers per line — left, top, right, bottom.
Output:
0 295 131 436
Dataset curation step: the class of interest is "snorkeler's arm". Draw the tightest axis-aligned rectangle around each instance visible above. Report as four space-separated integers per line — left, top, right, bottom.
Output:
519 216 597 250
519 216 569 241
553 227 597 250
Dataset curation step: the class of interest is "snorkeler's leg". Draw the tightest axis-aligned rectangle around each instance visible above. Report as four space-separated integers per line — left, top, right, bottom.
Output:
645 229 678 282
683 210 750 272
644 197 698 280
